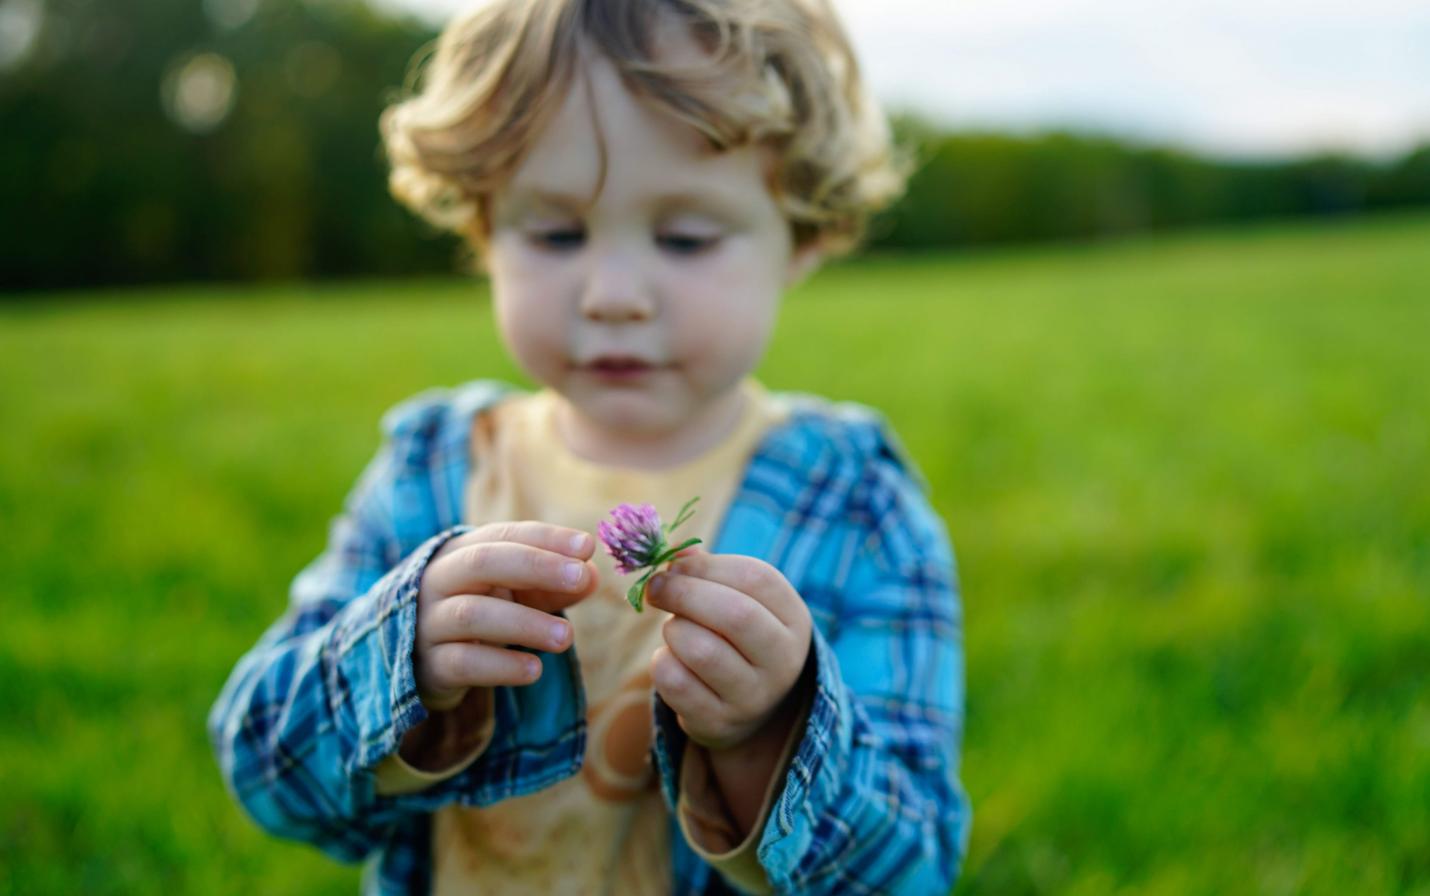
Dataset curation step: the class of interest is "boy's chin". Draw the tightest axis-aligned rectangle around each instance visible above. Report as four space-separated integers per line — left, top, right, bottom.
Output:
552 374 747 439
564 392 683 437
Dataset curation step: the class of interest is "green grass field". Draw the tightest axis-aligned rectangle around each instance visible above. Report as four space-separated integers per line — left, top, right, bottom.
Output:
3 213 1428 894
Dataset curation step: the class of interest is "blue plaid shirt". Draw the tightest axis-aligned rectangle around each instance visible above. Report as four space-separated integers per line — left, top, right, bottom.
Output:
208 380 969 894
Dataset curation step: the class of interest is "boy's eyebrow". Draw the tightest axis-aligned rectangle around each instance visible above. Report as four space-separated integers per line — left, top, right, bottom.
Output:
508 187 748 219
509 188 592 211
653 190 747 218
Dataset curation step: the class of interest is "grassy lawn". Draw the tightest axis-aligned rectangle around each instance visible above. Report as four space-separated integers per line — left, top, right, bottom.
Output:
3 213 1427 893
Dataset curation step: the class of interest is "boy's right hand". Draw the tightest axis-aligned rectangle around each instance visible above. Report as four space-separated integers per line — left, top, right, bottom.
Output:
414 522 598 711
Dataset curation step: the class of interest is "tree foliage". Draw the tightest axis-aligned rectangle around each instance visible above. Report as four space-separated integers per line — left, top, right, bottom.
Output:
872 120 1430 250
2 0 448 289
3 1 1428 291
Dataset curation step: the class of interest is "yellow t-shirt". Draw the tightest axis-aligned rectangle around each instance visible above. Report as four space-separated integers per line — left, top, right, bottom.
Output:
375 379 793 895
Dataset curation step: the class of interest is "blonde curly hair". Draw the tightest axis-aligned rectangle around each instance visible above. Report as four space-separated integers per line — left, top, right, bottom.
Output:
380 0 908 259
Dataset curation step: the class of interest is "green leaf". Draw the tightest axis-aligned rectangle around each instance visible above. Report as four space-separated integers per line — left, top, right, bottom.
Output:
628 568 656 612
645 537 702 570
665 496 700 535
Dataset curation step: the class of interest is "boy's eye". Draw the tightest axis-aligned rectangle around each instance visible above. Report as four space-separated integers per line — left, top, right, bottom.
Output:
657 233 720 255
530 228 585 250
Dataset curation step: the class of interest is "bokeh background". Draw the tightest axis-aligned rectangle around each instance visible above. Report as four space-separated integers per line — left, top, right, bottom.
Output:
2 0 1427 892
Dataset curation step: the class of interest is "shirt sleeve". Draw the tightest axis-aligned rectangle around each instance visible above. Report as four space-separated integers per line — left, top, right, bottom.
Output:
206 489 475 863
205 394 520 863
204 402 478 863
675 683 812 895
207 385 589 865
373 687 497 796
652 442 970 894
769 452 969 893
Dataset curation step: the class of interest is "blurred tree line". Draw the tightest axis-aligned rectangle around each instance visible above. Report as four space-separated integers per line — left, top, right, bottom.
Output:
880 120 1430 249
3 0 1429 292
1 0 448 291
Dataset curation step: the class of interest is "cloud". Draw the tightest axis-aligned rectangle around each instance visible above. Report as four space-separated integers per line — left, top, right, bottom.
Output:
841 0 1430 155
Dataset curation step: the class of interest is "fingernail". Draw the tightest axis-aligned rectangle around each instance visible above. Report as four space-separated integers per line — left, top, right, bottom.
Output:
647 573 664 597
526 656 542 679
571 533 590 554
550 621 570 647
562 561 584 586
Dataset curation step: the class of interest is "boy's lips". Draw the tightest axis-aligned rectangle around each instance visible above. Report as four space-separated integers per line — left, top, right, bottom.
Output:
576 355 670 381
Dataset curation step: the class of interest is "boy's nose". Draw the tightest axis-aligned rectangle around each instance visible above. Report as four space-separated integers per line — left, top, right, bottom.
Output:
579 254 655 323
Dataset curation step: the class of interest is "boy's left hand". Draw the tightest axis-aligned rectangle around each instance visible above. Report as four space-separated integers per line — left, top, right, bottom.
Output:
645 549 812 752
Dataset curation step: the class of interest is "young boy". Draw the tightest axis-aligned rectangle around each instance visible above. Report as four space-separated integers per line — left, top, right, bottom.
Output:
208 1 968 893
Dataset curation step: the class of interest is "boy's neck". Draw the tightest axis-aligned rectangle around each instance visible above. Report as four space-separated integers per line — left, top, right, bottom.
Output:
552 386 750 472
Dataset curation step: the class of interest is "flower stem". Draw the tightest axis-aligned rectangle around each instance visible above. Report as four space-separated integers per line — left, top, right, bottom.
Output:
625 536 703 611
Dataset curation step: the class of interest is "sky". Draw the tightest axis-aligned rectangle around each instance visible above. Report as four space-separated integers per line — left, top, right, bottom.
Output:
376 0 1430 159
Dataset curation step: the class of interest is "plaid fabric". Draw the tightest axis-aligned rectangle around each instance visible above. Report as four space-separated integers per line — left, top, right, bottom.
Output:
208 380 969 895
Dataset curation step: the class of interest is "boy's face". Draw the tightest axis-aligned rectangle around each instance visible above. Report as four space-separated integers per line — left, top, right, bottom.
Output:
485 49 818 459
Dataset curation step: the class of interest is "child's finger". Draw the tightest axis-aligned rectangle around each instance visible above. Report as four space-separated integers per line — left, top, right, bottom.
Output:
667 552 804 627
510 588 592 615
423 541 597 600
425 593 573 654
650 646 722 722
422 641 544 694
644 572 782 665
462 521 596 559
661 615 754 699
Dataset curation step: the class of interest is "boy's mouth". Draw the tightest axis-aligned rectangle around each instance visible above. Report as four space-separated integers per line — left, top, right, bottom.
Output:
579 355 666 380
583 355 659 371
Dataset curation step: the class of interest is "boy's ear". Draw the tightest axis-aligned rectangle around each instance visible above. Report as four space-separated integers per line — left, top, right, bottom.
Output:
784 241 826 288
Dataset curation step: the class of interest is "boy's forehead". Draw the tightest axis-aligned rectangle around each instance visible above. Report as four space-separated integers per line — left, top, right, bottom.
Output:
498 53 779 220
